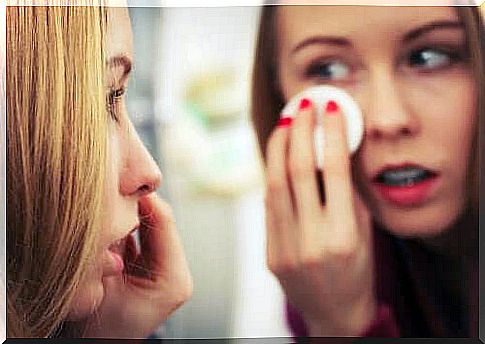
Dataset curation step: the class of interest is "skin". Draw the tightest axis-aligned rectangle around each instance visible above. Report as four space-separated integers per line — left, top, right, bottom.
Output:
265 6 476 336
65 7 193 337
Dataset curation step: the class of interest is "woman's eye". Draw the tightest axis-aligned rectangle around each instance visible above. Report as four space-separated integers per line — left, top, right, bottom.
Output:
106 86 126 122
305 60 351 81
407 48 462 71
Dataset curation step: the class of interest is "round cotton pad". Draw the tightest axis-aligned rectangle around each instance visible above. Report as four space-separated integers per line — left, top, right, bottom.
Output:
280 85 364 169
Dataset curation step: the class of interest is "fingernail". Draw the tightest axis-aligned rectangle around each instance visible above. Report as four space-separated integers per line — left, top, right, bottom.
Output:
325 100 339 114
111 251 125 271
299 98 311 110
277 117 293 128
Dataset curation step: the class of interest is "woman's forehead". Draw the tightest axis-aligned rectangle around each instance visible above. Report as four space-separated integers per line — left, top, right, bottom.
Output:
276 6 459 47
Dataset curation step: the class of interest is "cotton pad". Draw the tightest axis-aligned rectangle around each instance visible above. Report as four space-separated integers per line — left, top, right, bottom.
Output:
280 85 364 169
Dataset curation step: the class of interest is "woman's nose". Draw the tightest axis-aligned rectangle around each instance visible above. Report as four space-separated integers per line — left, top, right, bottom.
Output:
119 125 162 198
361 69 420 140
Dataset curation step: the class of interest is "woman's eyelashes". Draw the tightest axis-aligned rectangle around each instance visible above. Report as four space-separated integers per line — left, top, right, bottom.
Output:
106 86 126 122
301 45 468 84
304 58 353 84
404 45 469 72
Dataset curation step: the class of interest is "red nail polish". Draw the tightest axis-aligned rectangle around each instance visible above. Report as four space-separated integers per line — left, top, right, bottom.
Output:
299 98 311 110
325 100 339 114
277 117 293 128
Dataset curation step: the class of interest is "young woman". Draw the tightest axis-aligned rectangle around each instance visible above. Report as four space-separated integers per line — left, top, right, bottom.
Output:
252 5 482 337
7 4 192 338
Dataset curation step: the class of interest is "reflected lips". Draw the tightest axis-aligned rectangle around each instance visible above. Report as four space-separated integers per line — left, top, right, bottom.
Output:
372 164 439 206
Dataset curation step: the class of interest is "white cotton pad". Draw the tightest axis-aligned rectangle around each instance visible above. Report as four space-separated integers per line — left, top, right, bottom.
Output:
280 85 364 169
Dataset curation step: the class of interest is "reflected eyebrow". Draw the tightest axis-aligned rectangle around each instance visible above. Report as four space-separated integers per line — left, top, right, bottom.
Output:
403 20 464 42
107 54 132 83
290 21 463 56
291 36 351 56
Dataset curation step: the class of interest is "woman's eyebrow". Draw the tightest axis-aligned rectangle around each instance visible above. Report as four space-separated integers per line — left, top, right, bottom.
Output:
403 20 464 42
107 54 132 83
291 36 351 56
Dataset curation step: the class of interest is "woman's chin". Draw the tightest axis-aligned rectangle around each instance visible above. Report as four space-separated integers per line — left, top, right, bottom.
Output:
374 202 464 239
65 281 105 321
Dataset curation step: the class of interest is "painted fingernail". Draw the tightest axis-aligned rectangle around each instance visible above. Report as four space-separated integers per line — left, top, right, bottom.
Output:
299 98 311 110
325 100 339 114
277 117 293 128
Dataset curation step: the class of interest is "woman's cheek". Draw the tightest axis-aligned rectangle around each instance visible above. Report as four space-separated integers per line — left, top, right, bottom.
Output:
65 265 105 321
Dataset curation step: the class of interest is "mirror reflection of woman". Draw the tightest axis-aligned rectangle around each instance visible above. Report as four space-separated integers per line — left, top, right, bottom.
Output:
252 5 482 337
7 4 192 338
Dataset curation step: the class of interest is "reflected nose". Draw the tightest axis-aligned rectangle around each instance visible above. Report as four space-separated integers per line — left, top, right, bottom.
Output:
362 69 419 140
120 124 162 198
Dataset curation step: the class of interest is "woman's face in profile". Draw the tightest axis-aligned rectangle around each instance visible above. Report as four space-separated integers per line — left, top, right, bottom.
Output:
66 6 162 320
276 6 476 237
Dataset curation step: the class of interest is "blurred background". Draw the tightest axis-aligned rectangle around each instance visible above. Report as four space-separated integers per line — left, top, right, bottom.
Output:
125 6 292 340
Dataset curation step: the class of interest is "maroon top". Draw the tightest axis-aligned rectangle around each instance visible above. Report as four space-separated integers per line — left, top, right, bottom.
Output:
286 224 479 338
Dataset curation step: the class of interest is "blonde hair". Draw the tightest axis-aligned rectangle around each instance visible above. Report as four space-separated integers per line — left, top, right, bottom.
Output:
251 6 483 219
7 5 108 337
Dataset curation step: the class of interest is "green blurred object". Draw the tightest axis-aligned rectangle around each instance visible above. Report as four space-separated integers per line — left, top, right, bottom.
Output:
185 67 246 128
164 67 263 198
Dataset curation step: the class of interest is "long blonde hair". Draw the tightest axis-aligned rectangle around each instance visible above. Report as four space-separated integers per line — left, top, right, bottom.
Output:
7 5 108 337
251 6 483 219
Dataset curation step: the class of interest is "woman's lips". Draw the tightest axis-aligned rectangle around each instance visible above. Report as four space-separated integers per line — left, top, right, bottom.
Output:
103 249 124 277
102 225 139 277
371 164 440 207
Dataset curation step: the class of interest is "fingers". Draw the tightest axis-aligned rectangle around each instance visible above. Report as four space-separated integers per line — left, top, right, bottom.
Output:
265 119 297 270
320 101 358 241
138 194 193 308
287 99 325 256
265 123 294 229
123 233 146 278
265 98 366 269
288 99 322 221
265 98 324 272
137 194 189 280
263 99 376 334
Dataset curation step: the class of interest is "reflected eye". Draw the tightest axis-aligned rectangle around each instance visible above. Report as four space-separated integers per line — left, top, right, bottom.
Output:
408 48 463 71
106 86 126 122
305 60 351 81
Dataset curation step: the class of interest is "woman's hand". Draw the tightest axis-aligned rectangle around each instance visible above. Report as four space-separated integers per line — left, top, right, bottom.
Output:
265 99 376 336
82 193 193 338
